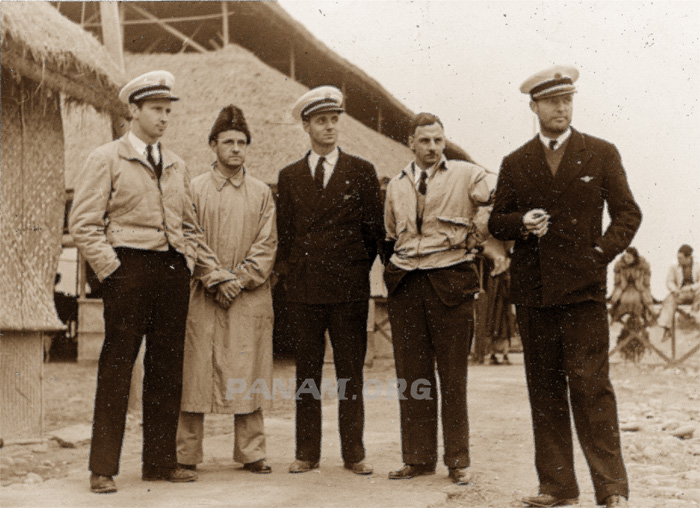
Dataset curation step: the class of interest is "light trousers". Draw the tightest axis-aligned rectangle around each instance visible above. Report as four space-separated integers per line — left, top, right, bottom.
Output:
177 409 266 465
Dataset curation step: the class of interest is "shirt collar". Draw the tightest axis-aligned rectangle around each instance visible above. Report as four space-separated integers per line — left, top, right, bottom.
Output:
407 155 448 180
211 162 246 191
128 131 159 160
539 127 571 151
308 146 339 169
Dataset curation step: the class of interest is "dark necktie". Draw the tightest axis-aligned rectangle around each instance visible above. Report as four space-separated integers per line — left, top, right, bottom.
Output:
416 168 428 233
146 144 162 180
418 169 428 195
549 139 557 151
314 156 326 191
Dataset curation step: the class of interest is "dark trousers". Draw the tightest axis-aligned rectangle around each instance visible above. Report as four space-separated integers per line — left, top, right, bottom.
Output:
516 301 629 504
387 270 473 468
89 247 190 477
288 300 368 464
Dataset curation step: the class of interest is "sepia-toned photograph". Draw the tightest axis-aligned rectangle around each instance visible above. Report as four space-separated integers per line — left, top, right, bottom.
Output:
1 1 698 507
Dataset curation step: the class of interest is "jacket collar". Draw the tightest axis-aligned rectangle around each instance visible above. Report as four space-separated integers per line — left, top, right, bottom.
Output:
210 162 246 191
117 134 177 170
399 155 448 180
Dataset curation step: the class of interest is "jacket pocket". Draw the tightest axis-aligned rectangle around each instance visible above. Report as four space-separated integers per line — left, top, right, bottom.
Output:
108 192 144 219
437 216 472 247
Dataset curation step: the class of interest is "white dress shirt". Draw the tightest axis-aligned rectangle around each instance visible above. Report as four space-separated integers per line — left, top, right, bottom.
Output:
539 127 571 151
307 147 339 188
128 131 161 169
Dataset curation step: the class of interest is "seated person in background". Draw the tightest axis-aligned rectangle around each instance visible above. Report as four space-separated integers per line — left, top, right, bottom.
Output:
609 246 655 325
658 244 700 333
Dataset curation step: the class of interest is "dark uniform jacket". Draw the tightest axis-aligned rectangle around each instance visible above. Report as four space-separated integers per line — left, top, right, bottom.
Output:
275 148 384 304
488 128 642 307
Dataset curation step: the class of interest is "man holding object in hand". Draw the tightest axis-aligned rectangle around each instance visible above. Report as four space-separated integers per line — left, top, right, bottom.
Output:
489 65 641 508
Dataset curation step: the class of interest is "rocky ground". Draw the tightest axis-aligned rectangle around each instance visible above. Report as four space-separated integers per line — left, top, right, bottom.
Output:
1 321 698 507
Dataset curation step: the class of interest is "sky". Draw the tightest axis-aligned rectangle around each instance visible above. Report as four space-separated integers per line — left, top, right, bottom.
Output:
279 0 699 297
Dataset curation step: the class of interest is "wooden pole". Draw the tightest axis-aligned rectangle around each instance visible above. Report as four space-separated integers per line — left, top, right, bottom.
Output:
290 44 296 81
99 3 125 71
127 4 208 53
221 2 229 46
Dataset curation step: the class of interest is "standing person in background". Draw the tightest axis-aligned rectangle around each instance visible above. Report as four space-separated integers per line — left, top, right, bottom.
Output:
177 105 277 475
383 112 491 485
70 71 221 493
275 86 384 475
489 65 641 508
658 244 700 336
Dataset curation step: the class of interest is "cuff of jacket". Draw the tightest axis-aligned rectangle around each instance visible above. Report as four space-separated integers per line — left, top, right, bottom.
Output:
198 267 236 289
96 257 121 282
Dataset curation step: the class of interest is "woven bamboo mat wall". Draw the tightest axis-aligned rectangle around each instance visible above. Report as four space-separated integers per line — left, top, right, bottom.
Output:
0 70 65 332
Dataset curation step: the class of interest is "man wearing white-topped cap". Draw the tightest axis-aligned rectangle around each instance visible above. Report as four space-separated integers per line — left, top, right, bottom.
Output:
70 70 224 493
275 86 383 476
489 65 640 508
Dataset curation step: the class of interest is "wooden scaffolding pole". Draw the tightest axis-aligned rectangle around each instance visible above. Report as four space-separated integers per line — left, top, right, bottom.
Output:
221 2 230 46
126 4 208 53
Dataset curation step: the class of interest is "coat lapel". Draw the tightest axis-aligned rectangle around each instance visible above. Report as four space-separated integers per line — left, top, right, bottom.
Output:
318 149 352 209
521 136 554 201
293 152 323 209
548 129 593 206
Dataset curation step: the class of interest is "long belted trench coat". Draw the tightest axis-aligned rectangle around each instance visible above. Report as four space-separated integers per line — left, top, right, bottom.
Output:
180 166 277 414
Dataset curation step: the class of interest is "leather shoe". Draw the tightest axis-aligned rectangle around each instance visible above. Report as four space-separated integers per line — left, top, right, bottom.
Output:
177 463 197 471
142 467 198 482
521 493 579 507
288 459 319 473
243 459 272 474
605 495 628 508
90 473 117 494
344 460 373 475
448 467 471 485
388 463 436 480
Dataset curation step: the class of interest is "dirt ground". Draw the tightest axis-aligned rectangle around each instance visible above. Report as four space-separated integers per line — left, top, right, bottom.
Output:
1 321 699 508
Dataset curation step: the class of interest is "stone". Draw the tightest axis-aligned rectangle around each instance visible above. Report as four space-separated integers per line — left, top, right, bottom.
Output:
30 442 48 454
49 424 92 448
661 419 680 431
671 425 695 439
620 422 641 432
24 472 42 485
642 445 659 459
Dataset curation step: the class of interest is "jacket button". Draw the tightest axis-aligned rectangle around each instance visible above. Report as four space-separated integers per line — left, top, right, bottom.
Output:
574 243 579 250
571 219 578 225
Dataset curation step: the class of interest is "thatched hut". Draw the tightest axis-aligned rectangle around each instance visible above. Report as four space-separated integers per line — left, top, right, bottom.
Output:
0 2 125 441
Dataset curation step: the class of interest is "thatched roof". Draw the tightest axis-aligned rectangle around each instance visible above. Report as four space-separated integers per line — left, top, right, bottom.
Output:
53 1 472 162
65 45 416 187
1 2 126 117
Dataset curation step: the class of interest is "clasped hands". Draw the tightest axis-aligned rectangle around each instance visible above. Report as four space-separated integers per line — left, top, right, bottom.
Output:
214 279 242 309
523 208 550 237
